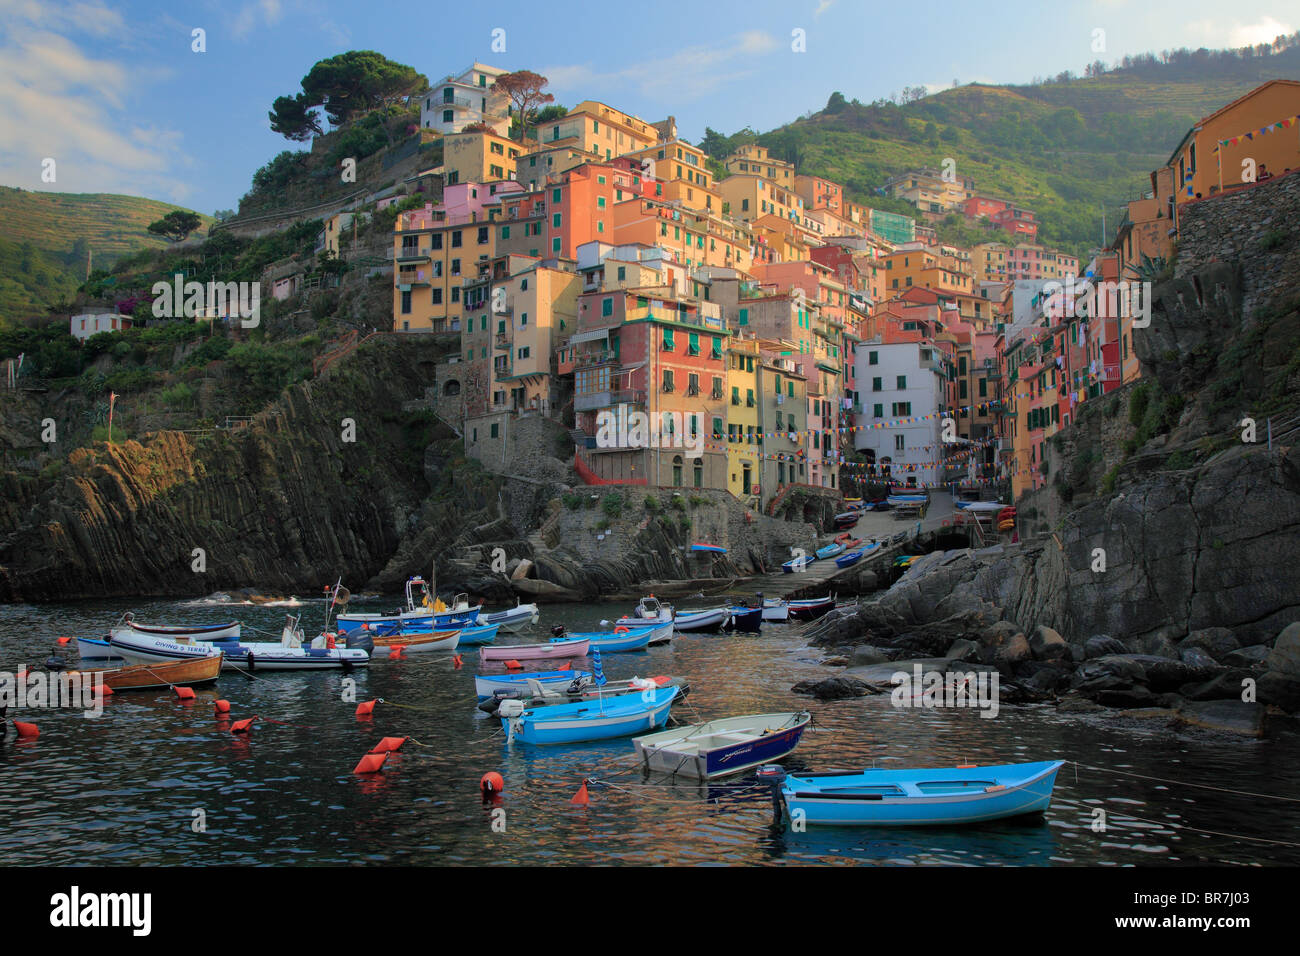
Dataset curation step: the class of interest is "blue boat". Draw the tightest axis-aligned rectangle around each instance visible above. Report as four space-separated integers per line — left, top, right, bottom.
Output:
815 542 844 560
564 625 656 652
779 760 1065 827
782 554 815 573
634 711 810 779
474 669 589 699
724 606 763 632
835 541 880 568
498 686 680 744
455 623 500 646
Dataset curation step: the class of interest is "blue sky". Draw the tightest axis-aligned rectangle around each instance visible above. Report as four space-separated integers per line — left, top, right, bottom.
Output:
0 0 1293 214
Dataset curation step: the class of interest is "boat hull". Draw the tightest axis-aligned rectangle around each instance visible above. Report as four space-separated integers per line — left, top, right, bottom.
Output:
673 608 730 632
479 637 590 661
788 596 834 621
781 760 1065 826
75 653 223 691
571 626 654 653
369 628 461 659
634 712 810 779
477 604 539 632
108 632 368 671
761 601 790 622
724 607 763 632
474 669 588 699
503 686 679 744
455 624 500 646
111 621 240 642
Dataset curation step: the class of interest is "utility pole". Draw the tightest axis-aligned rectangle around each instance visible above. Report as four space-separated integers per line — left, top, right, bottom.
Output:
86 247 92 282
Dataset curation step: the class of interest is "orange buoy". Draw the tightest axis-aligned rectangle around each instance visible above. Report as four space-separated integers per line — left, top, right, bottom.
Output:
214 699 231 714
355 699 378 717
174 686 196 701
652 675 670 686
388 646 406 660
353 752 389 775
326 634 336 649
504 659 523 671
13 721 39 739
570 779 590 806
94 683 114 697
480 771 505 795
230 716 258 734
369 736 407 754
452 654 463 670
56 637 71 645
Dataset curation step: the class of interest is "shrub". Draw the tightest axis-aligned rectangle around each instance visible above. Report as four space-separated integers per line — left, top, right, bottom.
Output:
1128 382 1151 426
562 493 582 510
158 382 196 408
643 495 659 512
670 495 687 511
601 492 623 518
1099 465 1120 496
689 495 708 508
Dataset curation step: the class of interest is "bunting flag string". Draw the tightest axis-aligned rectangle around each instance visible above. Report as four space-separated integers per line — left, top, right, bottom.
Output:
1209 114 1298 152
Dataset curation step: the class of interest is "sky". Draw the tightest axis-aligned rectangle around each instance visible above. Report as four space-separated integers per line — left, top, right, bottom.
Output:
0 0 1294 214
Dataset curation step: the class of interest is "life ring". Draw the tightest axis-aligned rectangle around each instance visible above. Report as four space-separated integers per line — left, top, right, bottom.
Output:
614 626 629 634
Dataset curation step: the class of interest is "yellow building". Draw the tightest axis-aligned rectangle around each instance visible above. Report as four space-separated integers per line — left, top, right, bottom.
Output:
725 338 762 500
442 129 521 186
719 174 806 226
757 343 808 497
515 143 593 190
393 208 497 333
723 144 795 187
535 101 660 161
480 262 581 415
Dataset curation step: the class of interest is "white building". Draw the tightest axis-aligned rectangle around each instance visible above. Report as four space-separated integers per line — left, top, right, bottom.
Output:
853 340 949 488
71 313 131 340
420 63 510 136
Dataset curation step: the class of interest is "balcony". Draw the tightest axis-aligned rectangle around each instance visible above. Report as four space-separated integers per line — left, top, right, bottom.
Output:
574 389 646 412
495 332 509 349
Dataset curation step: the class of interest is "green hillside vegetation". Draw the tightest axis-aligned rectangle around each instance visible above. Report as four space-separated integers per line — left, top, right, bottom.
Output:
705 37 1300 260
0 186 212 323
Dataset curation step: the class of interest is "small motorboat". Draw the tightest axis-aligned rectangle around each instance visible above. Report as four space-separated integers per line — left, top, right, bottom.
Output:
110 613 240 643
107 617 371 671
633 711 811 779
479 635 590 662
724 606 763 632
478 675 686 714
73 653 224 691
454 623 500 646
477 601 540 633
673 607 731 633
499 685 679 744
616 595 674 626
474 668 589 700
777 760 1066 827
562 624 657 653
815 542 844 560
77 635 121 660
761 599 790 622
337 579 479 633
367 628 461 661
788 595 834 621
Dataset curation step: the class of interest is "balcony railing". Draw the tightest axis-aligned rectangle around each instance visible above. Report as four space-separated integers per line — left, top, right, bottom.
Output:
574 389 646 412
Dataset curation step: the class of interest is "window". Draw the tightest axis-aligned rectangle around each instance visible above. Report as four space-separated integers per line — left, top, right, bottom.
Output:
872 377 882 391
738 307 748 326
711 337 722 359
443 110 454 123
662 329 674 351
616 266 626 281
895 434 905 451
868 350 878 365
662 369 674 392
687 373 699 396
501 226 510 239
731 386 740 406
490 423 499 438
873 403 883 417
746 388 755 407
601 297 613 317
400 291 411 314
552 213 562 228
431 233 443 250
597 196 606 209
451 231 462 248
897 375 907 390
688 333 700 356
552 188 562 203
711 377 724 399
552 237 562 253
432 288 442 305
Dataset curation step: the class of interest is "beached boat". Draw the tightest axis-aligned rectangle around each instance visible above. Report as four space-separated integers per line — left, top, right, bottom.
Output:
110 614 240 643
564 625 656 653
633 711 811 779
616 595 675 627
479 635 590 662
835 541 879 568
886 494 928 507
107 615 370 671
782 554 814 573
954 500 1005 512
832 512 861 529
474 668 589 700
74 653 223 691
499 685 679 745
690 543 727 554
788 595 834 621
477 602 539 633
673 606 731 633
724 606 763 632
815 542 844 560
777 760 1065 826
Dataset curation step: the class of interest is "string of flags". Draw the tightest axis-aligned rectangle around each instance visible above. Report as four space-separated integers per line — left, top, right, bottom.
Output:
1210 115 1298 151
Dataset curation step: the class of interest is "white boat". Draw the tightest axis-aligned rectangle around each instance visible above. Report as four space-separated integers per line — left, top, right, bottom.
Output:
633 712 812 779
616 596 674 626
78 635 121 660
108 615 369 671
761 599 790 622
474 668 589 700
336 579 479 633
673 606 731 633
109 613 240 643
476 602 540 633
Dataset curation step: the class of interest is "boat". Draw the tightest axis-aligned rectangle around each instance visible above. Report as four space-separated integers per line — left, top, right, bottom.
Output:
673 606 731 633
782 554 814 573
107 615 371 671
724 606 763 632
815 542 844 560
616 595 675 626
954 500 1005 512
690 543 727 554
776 760 1066 827
109 613 240 643
835 540 879 568
886 494 928 507
761 599 790 622
563 625 657 653
474 668 590 700
832 512 861 529
633 711 811 779
788 595 834 621
498 685 679 745
73 653 223 691
476 601 539 633
77 635 121 660
454 623 500 646
336 579 480 633
478 675 687 714
479 635 590 662
368 628 461 660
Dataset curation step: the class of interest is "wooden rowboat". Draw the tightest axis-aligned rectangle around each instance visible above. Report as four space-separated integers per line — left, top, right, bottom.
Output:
77 653 223 691
479 636 590 661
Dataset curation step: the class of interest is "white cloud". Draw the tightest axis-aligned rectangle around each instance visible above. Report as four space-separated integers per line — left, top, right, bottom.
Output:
815 0 836 18
231 0 285 40
544 31 781 103
0 2 193 202
1187 15 1294 48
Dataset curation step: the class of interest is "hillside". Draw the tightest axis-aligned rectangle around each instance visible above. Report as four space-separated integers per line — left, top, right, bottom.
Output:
736 43 1300 259
0 187 212 323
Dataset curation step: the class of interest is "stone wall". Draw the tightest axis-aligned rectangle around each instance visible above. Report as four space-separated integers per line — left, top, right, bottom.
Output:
465 410 573 485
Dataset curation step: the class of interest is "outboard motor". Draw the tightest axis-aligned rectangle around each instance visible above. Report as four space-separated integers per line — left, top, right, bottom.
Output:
551 624 566 638
345 630 374 655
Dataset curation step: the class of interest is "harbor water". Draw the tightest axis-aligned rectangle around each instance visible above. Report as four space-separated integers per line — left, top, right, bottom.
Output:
2 596 1298 866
